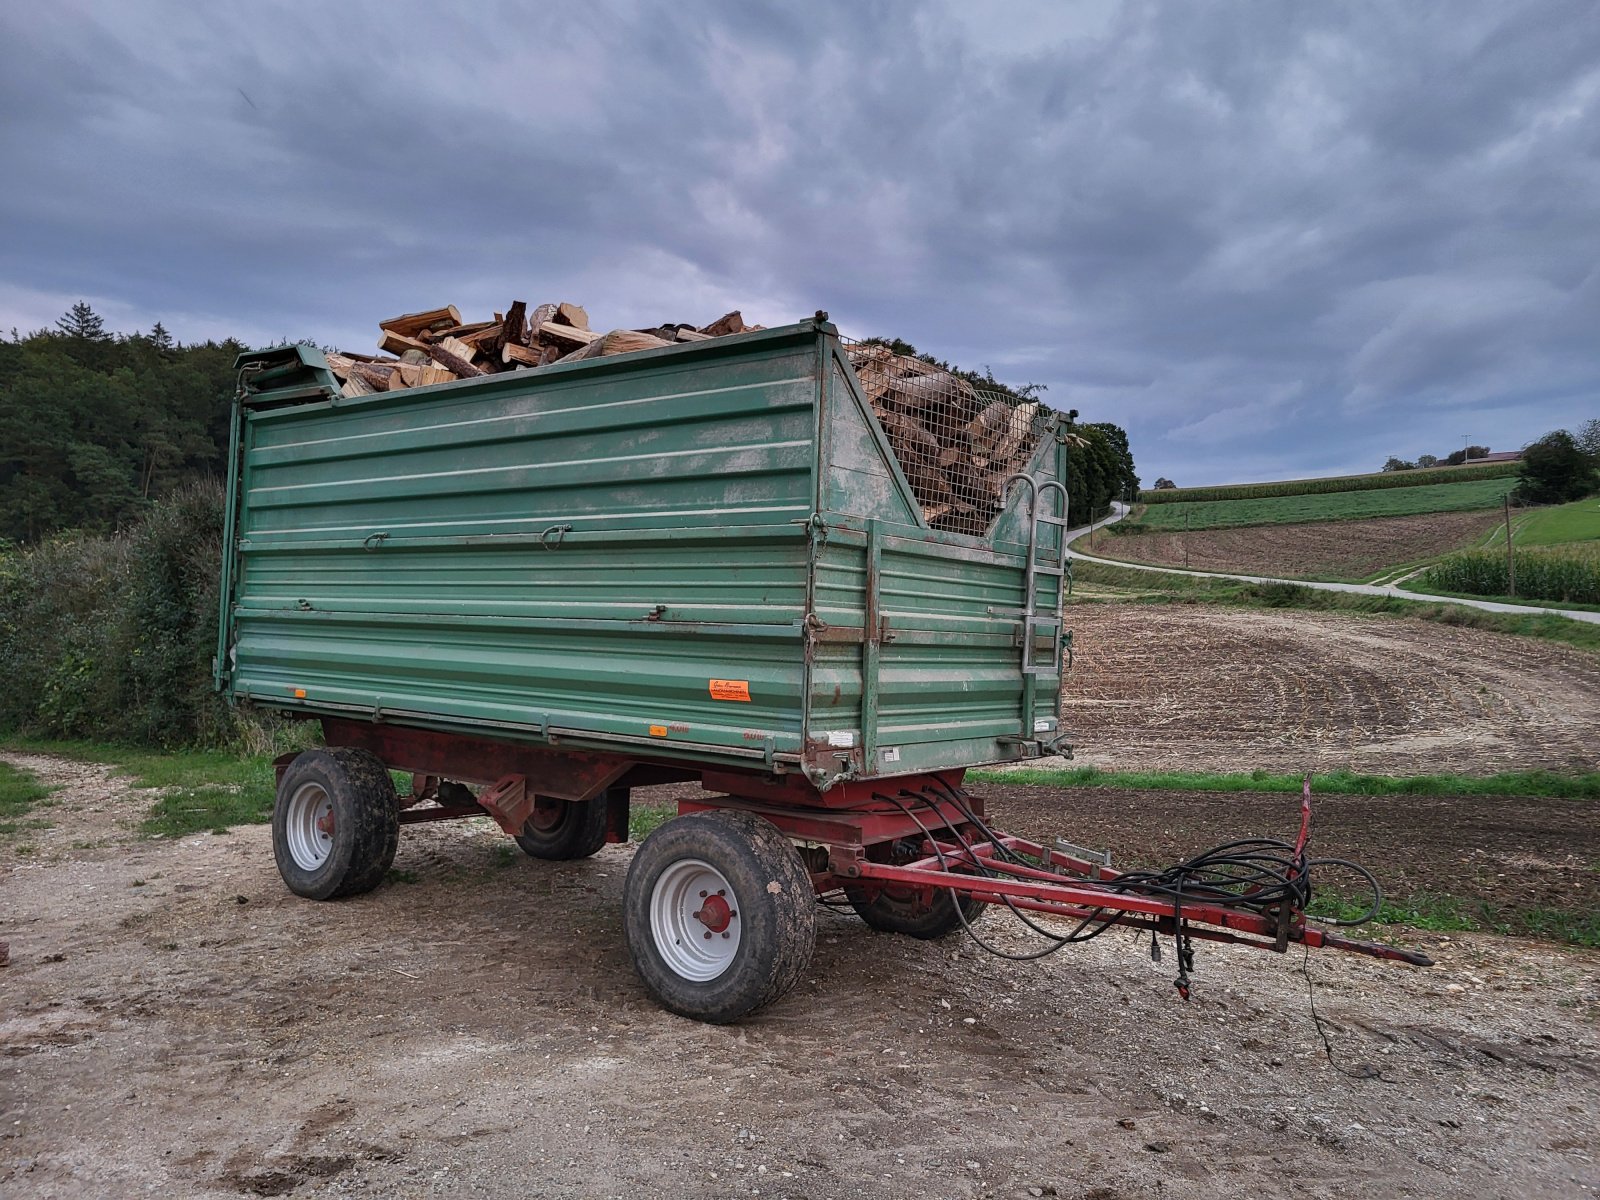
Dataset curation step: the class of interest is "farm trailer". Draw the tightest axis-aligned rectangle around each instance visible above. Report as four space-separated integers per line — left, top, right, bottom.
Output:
219 314 1426 1023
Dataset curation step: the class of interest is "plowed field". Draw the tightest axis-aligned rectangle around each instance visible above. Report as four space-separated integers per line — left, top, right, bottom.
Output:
1090 510 1502 581
1058 603 1600 774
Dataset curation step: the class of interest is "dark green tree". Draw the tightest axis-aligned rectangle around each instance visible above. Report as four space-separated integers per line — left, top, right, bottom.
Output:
1575 417 1599 463
55 302 108 339
0 321 240 542
1514 431 1599 504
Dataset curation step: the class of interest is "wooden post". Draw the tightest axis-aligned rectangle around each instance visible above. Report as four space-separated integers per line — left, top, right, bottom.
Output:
1504 493 1516 598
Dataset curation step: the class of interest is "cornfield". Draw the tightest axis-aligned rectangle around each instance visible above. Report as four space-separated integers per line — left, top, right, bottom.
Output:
1140 461 1519 505
1420 549 1600 605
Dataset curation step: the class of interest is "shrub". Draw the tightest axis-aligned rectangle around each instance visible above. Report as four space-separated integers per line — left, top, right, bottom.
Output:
0 482 264 746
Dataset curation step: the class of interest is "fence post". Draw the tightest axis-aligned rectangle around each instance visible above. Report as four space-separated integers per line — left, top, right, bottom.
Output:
1504 493 1516 598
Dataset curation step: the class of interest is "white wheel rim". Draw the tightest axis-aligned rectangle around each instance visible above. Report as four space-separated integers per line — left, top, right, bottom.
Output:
649 858 741 982
285 781 336 870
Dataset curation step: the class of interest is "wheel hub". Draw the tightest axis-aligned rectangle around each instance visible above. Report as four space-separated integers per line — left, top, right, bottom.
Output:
649 860 742 982
284 782 336 871
694 894 734 933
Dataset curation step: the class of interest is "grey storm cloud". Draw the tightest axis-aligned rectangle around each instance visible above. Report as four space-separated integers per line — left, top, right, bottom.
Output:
1 0 1595 485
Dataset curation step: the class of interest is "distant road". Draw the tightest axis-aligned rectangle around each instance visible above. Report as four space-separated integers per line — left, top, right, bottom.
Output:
1062 503 1600 626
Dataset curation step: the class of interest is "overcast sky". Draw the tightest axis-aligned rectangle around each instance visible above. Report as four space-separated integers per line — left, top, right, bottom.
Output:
2 1 1596 485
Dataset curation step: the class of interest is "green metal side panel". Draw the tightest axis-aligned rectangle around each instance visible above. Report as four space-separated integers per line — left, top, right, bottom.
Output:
805 348 1067 782
221 319 1069 788
225 328 823 770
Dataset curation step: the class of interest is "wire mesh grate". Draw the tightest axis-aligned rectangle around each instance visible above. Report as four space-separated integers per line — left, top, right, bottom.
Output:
843 339 1057 535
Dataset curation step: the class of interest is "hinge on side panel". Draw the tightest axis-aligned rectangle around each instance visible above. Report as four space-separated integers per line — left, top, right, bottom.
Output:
790 513 829 544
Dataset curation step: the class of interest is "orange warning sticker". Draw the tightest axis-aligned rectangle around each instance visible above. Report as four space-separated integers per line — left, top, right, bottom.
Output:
648 724 669 738
293 688 307 699
709 679 751 702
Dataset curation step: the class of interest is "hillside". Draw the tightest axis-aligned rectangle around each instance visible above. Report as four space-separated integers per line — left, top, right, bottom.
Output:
1134 475 1518 532
1139 460 1519 504
1093 465 1525 584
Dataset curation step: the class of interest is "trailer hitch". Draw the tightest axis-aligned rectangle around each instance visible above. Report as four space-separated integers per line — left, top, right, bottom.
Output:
846 777 1434 994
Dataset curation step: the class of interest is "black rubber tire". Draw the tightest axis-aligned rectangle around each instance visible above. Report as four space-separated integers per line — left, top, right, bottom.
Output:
623 810 816 1024
843 838 985 940
273 747 399 901
514 792 609 860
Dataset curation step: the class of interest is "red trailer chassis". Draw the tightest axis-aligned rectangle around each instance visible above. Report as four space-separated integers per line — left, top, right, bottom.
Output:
293 719 1432 994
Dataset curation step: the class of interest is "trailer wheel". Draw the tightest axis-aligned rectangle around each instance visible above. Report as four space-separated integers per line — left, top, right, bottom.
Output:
843 839 985 939
273 748 399 901
514 792 609 860
623 810 816 1023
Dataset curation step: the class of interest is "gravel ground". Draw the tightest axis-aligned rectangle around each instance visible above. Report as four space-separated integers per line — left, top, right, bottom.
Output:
2 753 1597 1200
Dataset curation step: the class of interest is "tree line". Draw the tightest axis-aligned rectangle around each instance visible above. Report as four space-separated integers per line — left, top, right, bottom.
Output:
1383 422 1598 505
0 304 243 544
2 309 1139 546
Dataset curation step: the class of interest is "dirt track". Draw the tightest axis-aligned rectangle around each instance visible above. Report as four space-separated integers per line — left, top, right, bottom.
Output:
1059 604 1600 775
3 754 1598 1199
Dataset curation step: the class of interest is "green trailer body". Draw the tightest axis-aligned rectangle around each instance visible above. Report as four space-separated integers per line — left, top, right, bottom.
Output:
218 316 1071 791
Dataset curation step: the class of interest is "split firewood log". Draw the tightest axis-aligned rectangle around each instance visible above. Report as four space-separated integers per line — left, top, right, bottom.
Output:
990 401 1040 467
967 399 1013 459
428 336 484 378
502 343 543 367
423 321 495 343
553 302 589 330
699 311 745 337
378 305 462 340
537 321 601 348
350 363 397 391
378 329 430 357
878 409 942 467
561 329 673 362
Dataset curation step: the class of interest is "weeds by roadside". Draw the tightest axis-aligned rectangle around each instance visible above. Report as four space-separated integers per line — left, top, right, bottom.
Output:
1309 889 1600 949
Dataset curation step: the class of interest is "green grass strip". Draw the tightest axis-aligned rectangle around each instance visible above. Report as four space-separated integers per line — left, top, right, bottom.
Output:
1139 460 1519 504
1308 890 1600 949
969 764 1600 799
1 738 278 837
0 760 54 836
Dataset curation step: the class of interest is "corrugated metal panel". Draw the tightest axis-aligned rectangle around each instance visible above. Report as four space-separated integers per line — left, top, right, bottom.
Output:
222 321 1069 787
228 332 823 767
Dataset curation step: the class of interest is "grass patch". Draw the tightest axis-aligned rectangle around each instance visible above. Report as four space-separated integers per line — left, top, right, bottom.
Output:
2 738 278 837
0 760 53 836
970 764 1600 799
1131 477 1516 532
1067 560 1600 655
630 802 676 842
1491 496 1600 549
1308 890 1482 933
1308 890 1600 949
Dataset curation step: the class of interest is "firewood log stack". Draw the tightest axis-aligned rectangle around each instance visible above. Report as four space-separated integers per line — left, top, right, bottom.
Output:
845 343 1048 535
318 303 1049 535
322 303 766 399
